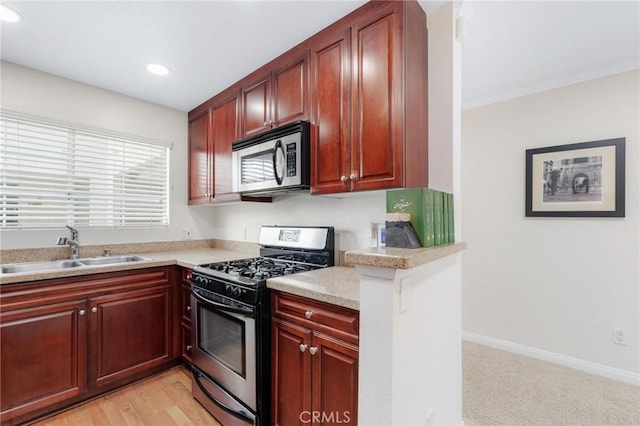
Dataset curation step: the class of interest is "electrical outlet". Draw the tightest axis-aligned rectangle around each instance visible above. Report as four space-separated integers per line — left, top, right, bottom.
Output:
182 228 192 240
613 328 626 345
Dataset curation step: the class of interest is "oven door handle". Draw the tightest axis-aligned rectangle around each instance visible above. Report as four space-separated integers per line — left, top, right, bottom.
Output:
191 288 255 317
192 368 256 424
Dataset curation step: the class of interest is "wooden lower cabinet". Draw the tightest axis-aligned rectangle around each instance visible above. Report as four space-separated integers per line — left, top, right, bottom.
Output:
0 267 179 425
271 292 358 426
89 285 171 388
179 268 193 366
0 300 87 423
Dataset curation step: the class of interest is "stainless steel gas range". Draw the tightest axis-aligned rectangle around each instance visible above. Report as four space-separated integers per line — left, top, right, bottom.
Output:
190 226 335 425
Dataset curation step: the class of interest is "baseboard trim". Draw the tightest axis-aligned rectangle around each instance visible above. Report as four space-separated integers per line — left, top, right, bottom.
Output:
462 331 640 386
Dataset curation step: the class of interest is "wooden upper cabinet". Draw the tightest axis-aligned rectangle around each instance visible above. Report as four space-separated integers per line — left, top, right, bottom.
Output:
272 53 309 127
212 90 241 200
188 105 213 204
189 0 427 198
351 5 402 192
241 51 310 138
310 0 428 194
242 76 271 138
310 28 352 194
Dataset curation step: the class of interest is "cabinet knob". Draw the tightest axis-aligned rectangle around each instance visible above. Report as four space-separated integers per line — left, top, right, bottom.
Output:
299 344 308 352
340 175 347 182
304 311 313 319
79 309 86 316
349 173 357 181
186 274 192 280
186 305 191 312
186 345 192 351
309 347 318 355
91 307 98 313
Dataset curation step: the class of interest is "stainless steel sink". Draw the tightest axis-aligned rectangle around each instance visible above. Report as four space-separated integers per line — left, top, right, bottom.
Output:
78 255 150 266
1 260 84 274
1 255 151 275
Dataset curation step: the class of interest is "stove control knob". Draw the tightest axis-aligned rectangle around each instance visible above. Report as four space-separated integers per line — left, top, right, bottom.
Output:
304 311 313 319
234 287 241 297
225 284 233 295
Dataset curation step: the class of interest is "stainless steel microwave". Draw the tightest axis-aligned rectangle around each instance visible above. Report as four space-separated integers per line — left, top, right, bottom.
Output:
232 121 310 196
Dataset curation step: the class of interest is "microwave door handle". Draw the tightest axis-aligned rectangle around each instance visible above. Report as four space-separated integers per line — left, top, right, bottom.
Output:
273 139 285 185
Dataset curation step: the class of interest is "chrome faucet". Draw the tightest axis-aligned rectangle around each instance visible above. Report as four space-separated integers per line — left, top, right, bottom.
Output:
57 225 80 259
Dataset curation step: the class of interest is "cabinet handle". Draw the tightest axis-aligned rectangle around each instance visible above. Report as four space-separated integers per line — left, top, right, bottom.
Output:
349 173 357 181
299 344 308 352
186 345 192 351
79 309 86 316
187 306 191 312
304 311 313 319
309 347 318 355
340 175 347 182
91 307 98 313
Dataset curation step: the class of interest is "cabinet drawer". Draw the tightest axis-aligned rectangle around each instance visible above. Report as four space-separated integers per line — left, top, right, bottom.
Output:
272 292 358 344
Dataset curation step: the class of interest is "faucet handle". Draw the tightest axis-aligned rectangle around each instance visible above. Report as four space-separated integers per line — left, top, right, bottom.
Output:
66 225 79 240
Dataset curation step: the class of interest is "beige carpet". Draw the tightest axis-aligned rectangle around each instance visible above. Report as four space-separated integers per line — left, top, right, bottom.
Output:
463 341 640 426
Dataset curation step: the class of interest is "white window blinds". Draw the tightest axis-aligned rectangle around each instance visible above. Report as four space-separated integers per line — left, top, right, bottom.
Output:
0 110 170 229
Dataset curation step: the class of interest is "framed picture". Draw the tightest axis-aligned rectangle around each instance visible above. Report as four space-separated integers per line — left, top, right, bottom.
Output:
525 138 625 217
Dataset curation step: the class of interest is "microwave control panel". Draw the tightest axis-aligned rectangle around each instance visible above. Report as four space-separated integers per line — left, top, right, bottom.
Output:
286 142 297 177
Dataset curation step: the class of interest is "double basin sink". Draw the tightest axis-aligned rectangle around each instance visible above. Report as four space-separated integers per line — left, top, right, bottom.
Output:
1 255 151 275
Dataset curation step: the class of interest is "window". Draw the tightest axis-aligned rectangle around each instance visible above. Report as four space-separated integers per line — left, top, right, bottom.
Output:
0 110 170 229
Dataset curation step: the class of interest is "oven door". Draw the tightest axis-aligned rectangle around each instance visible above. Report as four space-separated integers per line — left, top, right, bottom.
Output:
191 289 257 415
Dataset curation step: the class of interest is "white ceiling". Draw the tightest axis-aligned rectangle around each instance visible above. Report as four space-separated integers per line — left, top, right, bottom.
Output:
1 1 638 112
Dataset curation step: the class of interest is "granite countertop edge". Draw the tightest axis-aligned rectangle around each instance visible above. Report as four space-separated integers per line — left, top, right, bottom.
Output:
0 248 252 285
267 266 360 311
344 242 467 269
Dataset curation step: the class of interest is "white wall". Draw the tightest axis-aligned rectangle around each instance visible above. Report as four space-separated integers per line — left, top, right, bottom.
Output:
211 192 387 253
0 61 217 249
461 70 640 378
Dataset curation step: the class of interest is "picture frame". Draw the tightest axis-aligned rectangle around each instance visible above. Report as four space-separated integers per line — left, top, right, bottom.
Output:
525 138 625 217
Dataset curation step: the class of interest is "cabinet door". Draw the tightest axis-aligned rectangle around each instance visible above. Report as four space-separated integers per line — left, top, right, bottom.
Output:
311 333 359 426
88 286 171 388
272 319 312 426
188 106 213 204
0 300 87 422
212 91 241 199
273 52 309 127
351 4 403 191
242 76 271 138
310 29 352 195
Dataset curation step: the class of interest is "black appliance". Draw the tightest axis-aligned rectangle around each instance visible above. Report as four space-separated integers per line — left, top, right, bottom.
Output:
190 225 335 425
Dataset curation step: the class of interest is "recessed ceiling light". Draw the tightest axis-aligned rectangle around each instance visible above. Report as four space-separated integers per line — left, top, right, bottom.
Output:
0 5 20 22
146 64 170 76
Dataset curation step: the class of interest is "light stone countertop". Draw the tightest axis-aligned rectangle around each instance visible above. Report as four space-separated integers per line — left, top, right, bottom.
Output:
0 248 251 285
344 242 467 269
267 266 360 311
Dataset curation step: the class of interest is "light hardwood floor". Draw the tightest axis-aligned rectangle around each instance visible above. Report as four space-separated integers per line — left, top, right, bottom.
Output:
35 367 221 426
